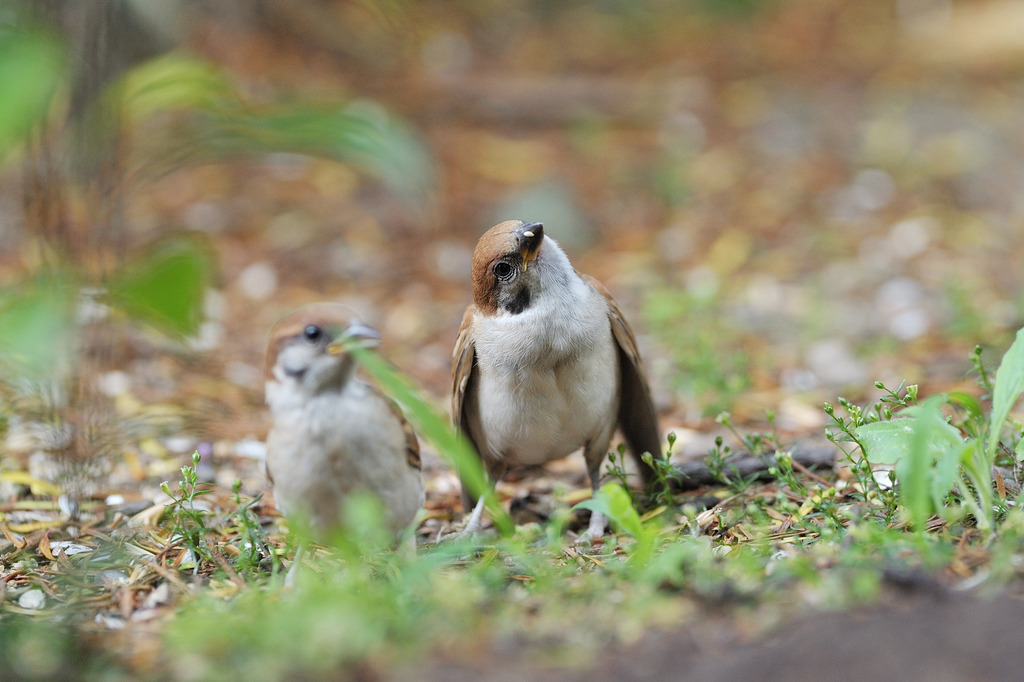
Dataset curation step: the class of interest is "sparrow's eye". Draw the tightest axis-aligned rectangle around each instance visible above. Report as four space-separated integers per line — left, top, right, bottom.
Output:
303 325 324 342
493 261 514 281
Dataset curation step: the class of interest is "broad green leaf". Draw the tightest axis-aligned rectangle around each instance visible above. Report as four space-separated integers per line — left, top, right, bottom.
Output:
933 440 970 517
114 54 233 123
103 55 435 203
575 482 655 564
988 327 1024 462
902 400 954 532
349 346 513 536
575 482 643 539
856 412 963 466
855 419 917 465
0 277 75 379
0 23 66 160
106 235 213 337
960 440 993 531
856 399 967 532
945 391 985 431
200 102 434 203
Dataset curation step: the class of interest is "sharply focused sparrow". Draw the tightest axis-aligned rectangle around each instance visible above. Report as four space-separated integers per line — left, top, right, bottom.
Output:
451 220 663 537
264 303 424 548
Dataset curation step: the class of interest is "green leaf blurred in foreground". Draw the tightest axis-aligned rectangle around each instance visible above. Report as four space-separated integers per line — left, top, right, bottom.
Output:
350 345 513 536
0 19 67 160
106 54 435 204
106 234 213 338
0 276 75 378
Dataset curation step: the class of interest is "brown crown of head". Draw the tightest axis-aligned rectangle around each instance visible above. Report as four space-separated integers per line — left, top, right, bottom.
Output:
264 302 365 381
470 220 544 312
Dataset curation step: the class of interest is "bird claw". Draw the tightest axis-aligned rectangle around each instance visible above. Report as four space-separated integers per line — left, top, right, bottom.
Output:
574 510 608 546
283 544 305 588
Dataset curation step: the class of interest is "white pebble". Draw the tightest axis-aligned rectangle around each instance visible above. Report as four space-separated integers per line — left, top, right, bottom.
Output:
18 589 45 610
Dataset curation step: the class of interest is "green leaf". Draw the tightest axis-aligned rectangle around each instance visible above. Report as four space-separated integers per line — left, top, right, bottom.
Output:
988 327 1024 462
103 55 435 203
856 411 963 466
114 54 234 122
945 391 985 430
575 482 643 539
902 402 950 531
856 398 967 532
0 276 75 379
106 235 213 337
0 22 66 160
198 103 434 203
855 419 917 465
349 345 513 536
575 482 655 564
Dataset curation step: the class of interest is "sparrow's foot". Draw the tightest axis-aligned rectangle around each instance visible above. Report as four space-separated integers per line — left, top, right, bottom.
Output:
436 495 490 544
283 544 305 589
462 494 487 534
574 510 608 546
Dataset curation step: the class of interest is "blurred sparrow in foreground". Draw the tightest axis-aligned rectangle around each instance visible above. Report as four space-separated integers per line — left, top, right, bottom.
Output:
265 303 423 570
451 220 663 539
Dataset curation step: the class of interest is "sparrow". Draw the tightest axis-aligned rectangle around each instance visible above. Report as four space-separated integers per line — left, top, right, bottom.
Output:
451 220 663 538
264 303 424 549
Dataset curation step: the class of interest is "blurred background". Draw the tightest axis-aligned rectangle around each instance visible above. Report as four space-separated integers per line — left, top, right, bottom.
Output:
2 0 1024 500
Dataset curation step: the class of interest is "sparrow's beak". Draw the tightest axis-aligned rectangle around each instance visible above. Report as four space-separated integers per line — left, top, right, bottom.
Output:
326 321 381 355
516 222 544 272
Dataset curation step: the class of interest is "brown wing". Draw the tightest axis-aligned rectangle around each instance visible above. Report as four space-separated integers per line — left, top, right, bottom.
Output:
450 304 488 510
580 274 663 486
397 403 422 472
450 304 477 432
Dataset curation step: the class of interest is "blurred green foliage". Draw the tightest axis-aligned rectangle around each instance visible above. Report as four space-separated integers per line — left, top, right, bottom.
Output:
0 9 435 379
0 615 118 680
643 286 751 415
0 275 75 379
0 16 66 161
109 54 434 203
351 345 514 535
107 235 213 338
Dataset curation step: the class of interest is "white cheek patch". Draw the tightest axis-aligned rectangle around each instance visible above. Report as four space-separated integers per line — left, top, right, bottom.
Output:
277 345 314 380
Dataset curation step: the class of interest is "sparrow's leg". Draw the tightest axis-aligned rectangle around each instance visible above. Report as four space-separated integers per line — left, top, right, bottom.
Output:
578 442 612 543
435 493 486 543
445 460 504 541
462 494 487 534
284 543 305 588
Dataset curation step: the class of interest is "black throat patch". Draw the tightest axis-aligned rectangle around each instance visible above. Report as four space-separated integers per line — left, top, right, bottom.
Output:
501 286 531 315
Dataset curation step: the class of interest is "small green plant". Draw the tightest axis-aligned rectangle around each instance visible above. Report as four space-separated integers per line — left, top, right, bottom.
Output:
704 435 736 485
603 433 681 508
767 448 808 499
604 444 632 494
641 431 684 504
225 480 274 577
700 413 770 494
824 393 898 518
575 482 661 566
160 451 215 573
828 328 1024 534
718 410 783 457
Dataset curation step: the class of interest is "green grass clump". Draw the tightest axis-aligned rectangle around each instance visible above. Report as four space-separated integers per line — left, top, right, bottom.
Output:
155 328 1024 679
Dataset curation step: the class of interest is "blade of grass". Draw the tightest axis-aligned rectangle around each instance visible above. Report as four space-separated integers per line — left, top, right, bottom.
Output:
988 327 1024 464
350 346 513 535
